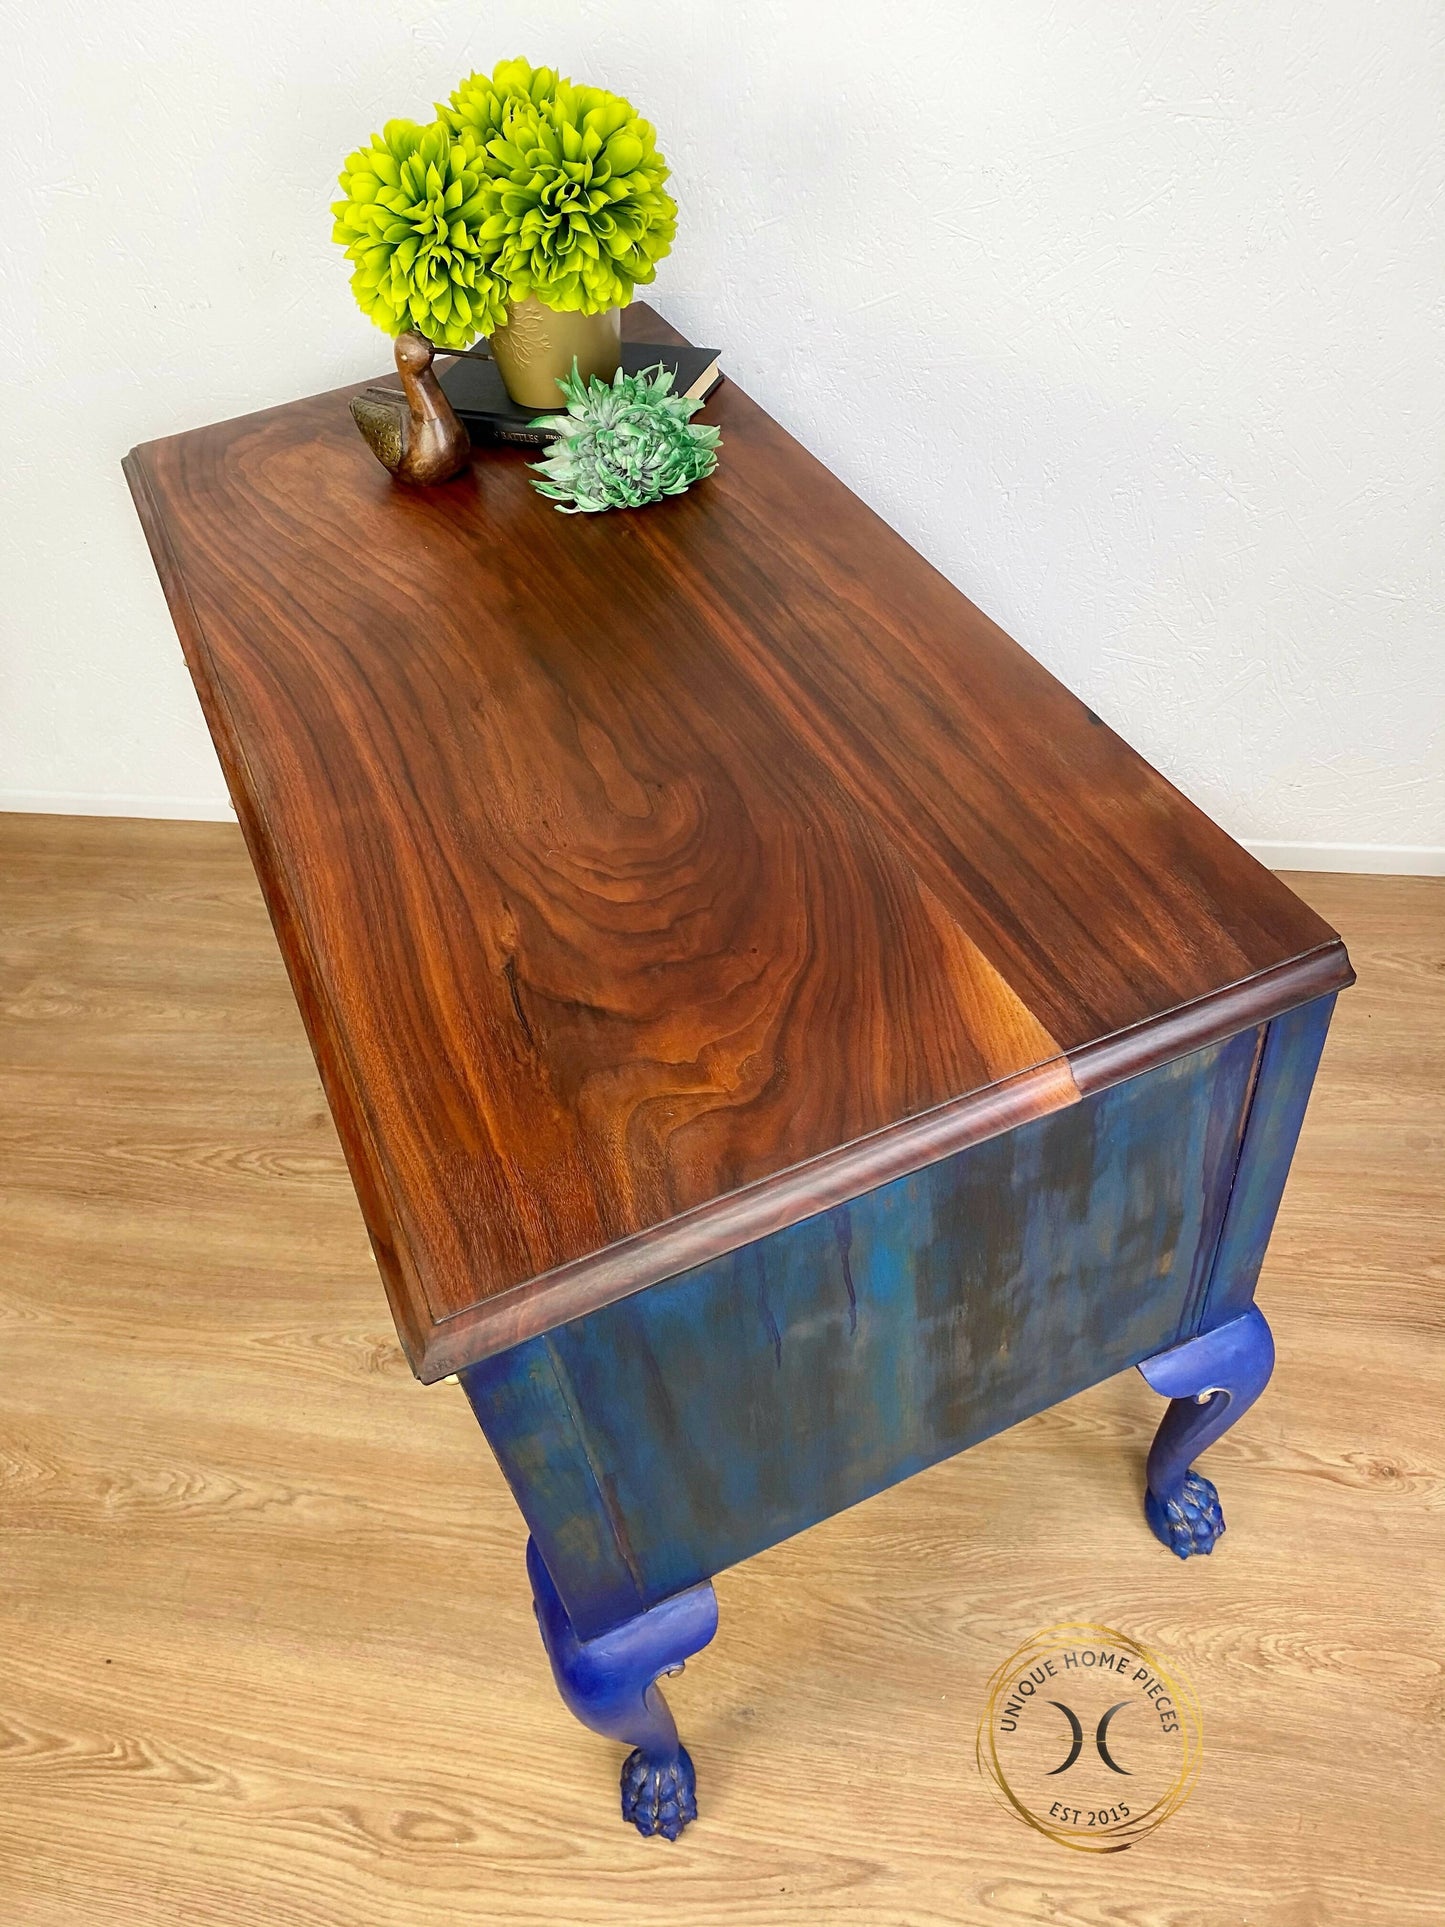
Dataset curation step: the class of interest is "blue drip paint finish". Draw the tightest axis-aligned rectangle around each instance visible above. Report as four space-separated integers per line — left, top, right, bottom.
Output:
460 1343 647 1627
837 1202 859 1336
464 1027 1261 1633
753 1247 783 1368
1198 995 1337 1329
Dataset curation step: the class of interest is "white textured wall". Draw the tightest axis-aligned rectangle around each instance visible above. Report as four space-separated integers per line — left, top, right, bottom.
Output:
4 2 1441 864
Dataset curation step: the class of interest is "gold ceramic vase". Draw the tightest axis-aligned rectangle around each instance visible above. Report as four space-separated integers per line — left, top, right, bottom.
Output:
488 298 623 409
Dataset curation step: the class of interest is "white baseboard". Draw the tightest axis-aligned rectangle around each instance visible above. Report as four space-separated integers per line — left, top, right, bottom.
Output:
2 797 1440 876
1242 840 1445 877
0 791 236 822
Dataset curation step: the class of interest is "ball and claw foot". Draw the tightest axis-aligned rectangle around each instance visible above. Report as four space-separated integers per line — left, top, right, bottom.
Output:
524 1537 718 1842
621 1744 699 1840
1145 1467 1225 1558
1137 1307 1274 1562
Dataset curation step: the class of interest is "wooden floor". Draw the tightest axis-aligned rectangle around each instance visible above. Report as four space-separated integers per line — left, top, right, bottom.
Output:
1 814 1441 1927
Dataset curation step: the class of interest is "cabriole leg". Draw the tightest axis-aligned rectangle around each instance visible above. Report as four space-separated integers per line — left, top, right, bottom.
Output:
526 1537 718 1840
1137 1307 1275 1559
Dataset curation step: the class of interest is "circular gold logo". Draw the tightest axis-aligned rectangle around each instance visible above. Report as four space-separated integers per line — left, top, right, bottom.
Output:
976 1623 1203 1851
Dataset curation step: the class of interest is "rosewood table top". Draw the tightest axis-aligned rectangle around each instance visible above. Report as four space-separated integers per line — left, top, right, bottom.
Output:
124 304 1351 1381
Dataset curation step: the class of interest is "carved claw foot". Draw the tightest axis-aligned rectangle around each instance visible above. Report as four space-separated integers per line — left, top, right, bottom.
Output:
621 1743 699 1840
1137 1307 1274 1560
524 1538 718 1840
1145 1466 1225 1558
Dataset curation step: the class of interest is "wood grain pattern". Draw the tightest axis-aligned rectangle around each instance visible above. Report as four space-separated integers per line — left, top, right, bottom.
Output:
0 817 1437 1926
122 305 1352 1375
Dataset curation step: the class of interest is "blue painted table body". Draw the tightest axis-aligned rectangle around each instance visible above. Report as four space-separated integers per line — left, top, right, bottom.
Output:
460 994 1334 1833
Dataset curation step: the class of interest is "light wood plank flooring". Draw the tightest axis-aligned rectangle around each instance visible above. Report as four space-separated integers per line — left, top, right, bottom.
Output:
2 814 1441 1926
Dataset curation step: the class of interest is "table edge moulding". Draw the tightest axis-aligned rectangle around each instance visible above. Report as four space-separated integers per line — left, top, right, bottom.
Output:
122 302 1353 1385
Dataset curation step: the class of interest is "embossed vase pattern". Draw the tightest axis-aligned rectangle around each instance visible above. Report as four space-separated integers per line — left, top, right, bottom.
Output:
489 297 623 408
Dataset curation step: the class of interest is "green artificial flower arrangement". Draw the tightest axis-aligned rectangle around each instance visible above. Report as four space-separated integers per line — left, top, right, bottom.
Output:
331 119 506 350
332 58 677 346
529 363 720 513
446 63 676 316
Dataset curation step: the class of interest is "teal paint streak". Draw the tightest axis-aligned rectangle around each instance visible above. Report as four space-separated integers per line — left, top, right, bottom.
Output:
1200 995 1336 1328
464 1026 1264 1638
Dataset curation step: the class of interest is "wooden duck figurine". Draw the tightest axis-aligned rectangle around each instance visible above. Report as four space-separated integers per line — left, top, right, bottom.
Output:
349 331 470 486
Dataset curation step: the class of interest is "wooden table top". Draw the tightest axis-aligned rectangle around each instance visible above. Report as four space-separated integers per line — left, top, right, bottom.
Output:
125 303 1351 1380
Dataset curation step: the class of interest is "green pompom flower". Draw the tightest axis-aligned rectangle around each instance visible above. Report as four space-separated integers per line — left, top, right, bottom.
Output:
334 62 678 342
449 64 677 315
529 362 720 513
331 118 507 349
444 57 561 145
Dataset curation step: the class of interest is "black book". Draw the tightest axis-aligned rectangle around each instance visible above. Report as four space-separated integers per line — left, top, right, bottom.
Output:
437 342 722 447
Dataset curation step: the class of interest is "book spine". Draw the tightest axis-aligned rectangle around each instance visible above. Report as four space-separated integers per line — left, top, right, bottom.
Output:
467 423 556 449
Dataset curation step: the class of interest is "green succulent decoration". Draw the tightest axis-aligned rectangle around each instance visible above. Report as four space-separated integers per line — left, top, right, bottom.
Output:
529 363 721 513
331 118 507 349
334 59 678 346
447 64 677 315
